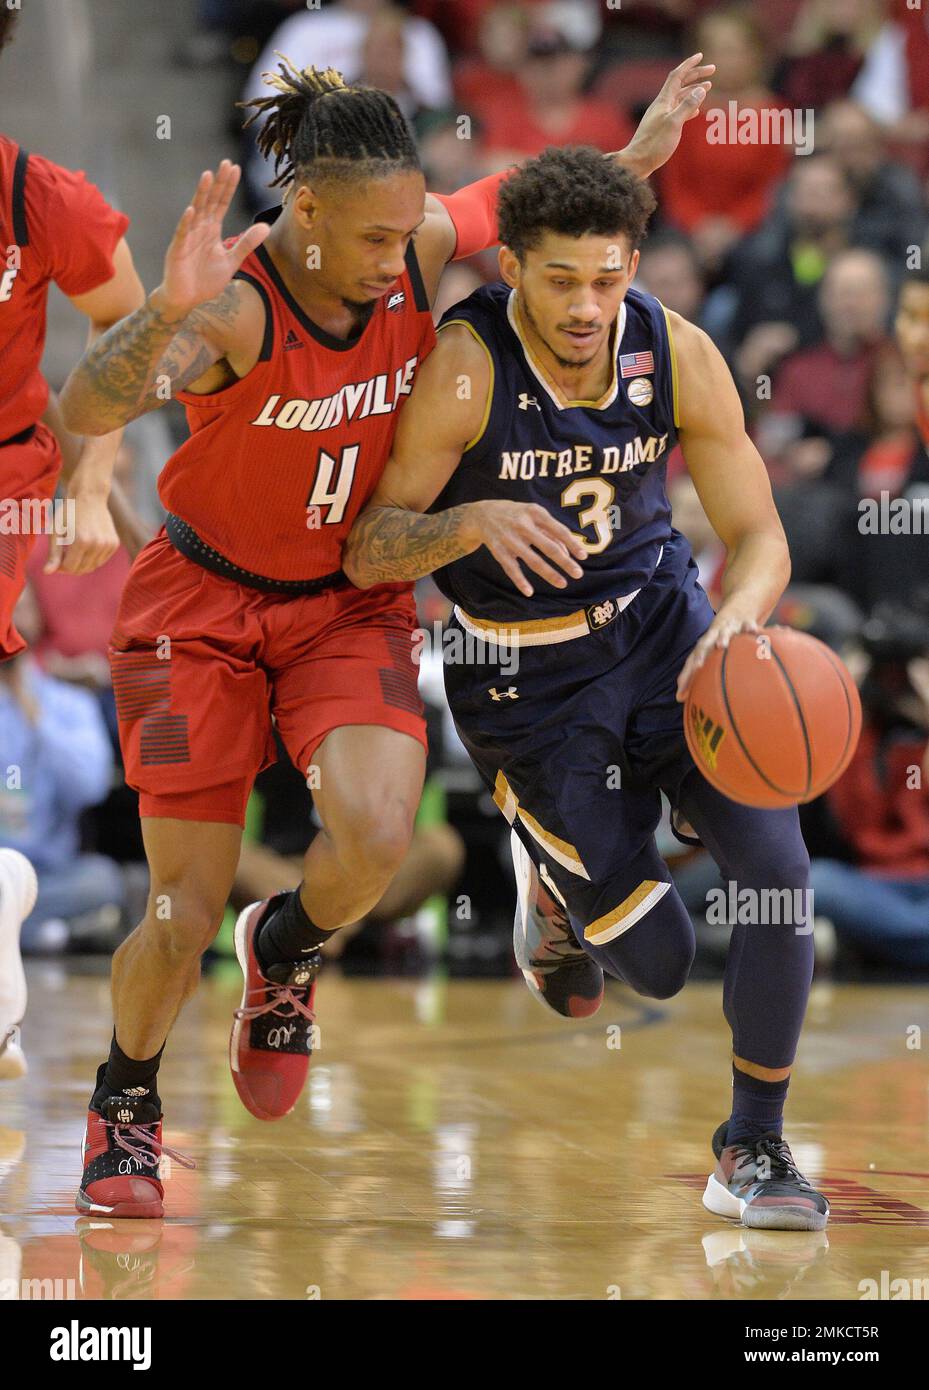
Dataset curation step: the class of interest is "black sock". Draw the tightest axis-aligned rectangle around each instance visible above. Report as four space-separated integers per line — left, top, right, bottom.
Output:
91 1034 165 1113
257 889 334 971
727 1064 789 1144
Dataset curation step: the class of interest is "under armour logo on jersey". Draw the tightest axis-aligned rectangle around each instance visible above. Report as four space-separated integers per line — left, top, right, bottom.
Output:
386 290 406 312
284 329 304 351
518 393 540 411
489 687 519 700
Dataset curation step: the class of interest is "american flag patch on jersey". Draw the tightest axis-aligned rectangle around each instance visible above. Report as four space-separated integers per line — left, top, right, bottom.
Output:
619 351 654 378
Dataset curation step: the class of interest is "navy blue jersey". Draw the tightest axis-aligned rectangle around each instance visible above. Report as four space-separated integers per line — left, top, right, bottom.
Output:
431 281 680 621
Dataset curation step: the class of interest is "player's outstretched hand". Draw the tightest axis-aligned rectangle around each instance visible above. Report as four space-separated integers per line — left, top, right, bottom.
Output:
156 160 271 319
623 53 715 178
474 500 587 598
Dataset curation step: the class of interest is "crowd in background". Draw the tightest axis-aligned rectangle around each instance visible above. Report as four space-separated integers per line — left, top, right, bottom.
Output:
2 0 928 976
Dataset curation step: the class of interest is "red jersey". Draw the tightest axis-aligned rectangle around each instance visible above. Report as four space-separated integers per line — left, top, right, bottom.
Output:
0 134 129 439
167 209 437 581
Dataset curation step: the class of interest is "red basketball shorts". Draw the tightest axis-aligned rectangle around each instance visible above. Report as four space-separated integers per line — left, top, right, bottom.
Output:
109 530 426 825
0 423 61 661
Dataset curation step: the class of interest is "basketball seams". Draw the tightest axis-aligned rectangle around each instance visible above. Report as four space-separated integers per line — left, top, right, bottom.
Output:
767 646 813 800
718 643 802 800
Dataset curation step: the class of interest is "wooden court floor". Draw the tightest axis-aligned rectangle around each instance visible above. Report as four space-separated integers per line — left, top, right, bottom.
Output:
1 965 928 1300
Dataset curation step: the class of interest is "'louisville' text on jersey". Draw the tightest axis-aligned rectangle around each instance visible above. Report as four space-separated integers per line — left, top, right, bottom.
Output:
250 356 418 433
499 435 670 481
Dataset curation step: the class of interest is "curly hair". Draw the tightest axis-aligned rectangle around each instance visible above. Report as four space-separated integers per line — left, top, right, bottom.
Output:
239 53 421 190
497 146 657 261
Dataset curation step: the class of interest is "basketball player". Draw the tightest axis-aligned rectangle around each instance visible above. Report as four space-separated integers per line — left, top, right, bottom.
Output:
0 10 145 1079
344 148 829 1231
895 264 929 444
59 56 713 1216
0 9 146 652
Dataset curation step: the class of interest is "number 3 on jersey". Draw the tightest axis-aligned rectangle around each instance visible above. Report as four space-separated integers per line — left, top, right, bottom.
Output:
306 444 358 526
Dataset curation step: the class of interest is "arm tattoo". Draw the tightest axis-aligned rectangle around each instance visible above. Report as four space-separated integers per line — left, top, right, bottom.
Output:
345 504 478 586
60 283 242 432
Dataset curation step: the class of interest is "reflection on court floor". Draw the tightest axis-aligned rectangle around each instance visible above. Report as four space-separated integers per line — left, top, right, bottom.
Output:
2 967 928 1300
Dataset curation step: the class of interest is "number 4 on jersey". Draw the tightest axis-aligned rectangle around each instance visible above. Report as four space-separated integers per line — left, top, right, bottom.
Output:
306 444 358 526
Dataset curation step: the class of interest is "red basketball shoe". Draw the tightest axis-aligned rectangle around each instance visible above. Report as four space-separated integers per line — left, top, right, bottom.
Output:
76 1094 193 1219
229 897 321 1121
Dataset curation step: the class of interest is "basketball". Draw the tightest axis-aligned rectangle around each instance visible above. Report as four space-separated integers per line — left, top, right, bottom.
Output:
684 629 862 809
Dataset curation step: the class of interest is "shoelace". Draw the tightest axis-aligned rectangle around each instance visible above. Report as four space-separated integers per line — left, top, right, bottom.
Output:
528 903 585 967
739 1136 807 1186
107 1122 197 1172
234 978 317 1026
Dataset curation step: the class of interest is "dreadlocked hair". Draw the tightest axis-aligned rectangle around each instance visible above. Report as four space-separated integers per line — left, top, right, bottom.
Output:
239 54 421 190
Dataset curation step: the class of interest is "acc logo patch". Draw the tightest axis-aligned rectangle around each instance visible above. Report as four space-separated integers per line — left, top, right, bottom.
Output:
626 376 654 407
386 290 406 312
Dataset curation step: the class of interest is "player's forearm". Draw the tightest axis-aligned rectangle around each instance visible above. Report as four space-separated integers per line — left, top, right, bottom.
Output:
59 289 192 435
344 503 483 589
717 530 791 625
107 477 154 560
608 147 654 180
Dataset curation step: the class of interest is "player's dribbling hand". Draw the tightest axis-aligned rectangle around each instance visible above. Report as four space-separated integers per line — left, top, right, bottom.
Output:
45 491 121 576
472 500 587 597
675 610 763 702
154 160 271 319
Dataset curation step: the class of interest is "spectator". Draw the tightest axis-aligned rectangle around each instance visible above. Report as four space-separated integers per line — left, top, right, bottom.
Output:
242 0 452 204
851 0 929 163
357 7 427 126
0 586 124 954
659 5 792 272
816 100 927 271
452 3 529 115
467 2 633 171
895 266 929 434
766 248 890 448
728 153 858 390
810 632 929 968
777 0 881 109
846 341 929 614
636 229 709 325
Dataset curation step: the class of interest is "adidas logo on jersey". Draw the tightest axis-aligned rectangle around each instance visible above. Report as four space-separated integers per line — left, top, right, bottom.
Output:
386 290 406 313
284 329 304 351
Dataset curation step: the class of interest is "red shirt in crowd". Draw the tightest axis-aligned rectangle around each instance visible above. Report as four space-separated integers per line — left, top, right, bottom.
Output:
828 722 929 878
475 90 633 161
0 133 129 439
771 339 886 434
659 97 791 236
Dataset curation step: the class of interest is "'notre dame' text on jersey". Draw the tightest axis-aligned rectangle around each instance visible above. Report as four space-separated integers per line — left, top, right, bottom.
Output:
431 281 679 620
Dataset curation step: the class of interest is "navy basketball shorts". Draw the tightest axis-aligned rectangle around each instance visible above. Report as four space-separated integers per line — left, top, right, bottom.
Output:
444 532 718 944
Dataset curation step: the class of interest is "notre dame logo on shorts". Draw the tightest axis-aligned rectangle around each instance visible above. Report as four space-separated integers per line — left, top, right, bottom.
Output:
586 599 617 631
689 703 725 771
